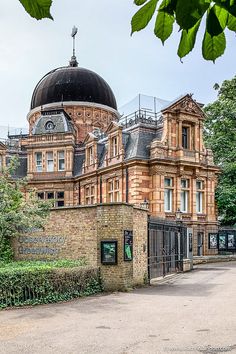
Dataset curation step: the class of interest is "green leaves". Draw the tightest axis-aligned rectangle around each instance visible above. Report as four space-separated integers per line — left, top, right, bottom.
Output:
202 31 226 61
131 0 158 34
178 20 201 59
154 9 174 43
176 0 209 30
19 0 53 20
132 0 236 62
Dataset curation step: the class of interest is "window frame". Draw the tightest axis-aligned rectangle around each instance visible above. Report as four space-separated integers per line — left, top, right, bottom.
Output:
180 179 190 213
84 184 96 205
87 146 94 166
35 152 43 172
108 177 120 203
46 151 54 172
37 190 65 207
58 151 65 171
164 177 173 212
196 180 204 214
111 136 118 157
182 126 189 149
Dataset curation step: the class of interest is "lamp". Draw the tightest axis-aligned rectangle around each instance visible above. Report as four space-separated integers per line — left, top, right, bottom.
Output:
141 197 149 210
175 208 183 223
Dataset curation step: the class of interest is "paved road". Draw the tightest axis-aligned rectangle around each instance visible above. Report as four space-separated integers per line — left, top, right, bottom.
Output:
1 262 236 354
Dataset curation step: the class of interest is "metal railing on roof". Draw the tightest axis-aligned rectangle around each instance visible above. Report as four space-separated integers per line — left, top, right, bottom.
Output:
119 109 162 129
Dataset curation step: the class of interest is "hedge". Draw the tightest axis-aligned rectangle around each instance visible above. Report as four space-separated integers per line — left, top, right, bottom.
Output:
0 263 103 308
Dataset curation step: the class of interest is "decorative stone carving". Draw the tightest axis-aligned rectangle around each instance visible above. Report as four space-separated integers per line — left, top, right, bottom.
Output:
150 165 166 176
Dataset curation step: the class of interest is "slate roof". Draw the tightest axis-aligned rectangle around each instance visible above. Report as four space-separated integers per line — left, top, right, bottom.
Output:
32 109 74 135
73 154 84 177
125 128 158 160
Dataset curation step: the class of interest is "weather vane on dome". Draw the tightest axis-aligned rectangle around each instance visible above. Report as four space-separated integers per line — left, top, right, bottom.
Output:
70 26 78 67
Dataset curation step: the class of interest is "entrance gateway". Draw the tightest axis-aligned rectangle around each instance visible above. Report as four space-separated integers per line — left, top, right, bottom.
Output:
148 217 191 281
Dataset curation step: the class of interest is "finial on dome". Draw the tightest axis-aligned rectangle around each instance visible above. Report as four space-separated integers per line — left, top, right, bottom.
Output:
69 26 78 67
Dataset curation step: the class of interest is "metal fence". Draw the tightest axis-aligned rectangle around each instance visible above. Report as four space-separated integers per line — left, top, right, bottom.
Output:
148 218 187 281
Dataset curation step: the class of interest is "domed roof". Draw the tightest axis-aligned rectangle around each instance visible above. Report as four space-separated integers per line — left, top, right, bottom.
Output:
30 66 117 111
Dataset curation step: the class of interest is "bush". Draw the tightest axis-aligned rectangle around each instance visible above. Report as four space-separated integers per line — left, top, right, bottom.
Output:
0 261 103 309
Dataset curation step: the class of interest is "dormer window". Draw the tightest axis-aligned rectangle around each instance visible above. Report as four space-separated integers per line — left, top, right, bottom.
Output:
111 136 118 157
45 120 55 131
87 146 94 165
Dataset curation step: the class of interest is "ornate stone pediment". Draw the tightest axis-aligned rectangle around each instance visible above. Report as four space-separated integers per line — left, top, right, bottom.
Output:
162 94 204 117
83 132 98 144
105 121 122 134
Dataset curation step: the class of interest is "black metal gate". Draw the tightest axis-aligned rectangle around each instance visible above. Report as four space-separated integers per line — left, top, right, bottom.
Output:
148 218 187 281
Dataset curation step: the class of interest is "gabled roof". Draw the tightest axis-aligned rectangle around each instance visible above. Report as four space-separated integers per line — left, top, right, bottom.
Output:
161 94 204 117
105 121 123 134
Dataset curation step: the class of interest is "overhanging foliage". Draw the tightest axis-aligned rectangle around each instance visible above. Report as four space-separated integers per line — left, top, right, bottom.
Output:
132 0 236 62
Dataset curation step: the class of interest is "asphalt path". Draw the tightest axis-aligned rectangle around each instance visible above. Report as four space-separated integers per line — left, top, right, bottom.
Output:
0 262 236 354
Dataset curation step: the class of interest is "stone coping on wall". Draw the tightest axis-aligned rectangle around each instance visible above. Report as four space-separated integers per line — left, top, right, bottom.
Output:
52 202 149 212
193 255 236 265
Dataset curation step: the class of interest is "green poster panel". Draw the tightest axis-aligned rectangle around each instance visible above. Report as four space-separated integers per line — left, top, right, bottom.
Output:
124 230 133 261
101 241 118 265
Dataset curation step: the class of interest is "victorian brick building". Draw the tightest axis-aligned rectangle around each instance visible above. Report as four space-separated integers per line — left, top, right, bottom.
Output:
0 53 219 256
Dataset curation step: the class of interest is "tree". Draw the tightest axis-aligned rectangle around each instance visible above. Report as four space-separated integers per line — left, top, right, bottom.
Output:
18 0 236 62
204 77 236 226
0 157 50 261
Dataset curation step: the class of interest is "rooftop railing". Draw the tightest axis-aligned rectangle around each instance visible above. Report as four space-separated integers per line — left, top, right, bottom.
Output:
119 109 162 129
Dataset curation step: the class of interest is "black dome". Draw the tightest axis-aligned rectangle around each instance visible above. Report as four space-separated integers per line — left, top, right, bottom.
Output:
30 66 117 110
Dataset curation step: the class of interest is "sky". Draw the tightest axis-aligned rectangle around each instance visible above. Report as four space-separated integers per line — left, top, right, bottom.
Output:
0 0 236 129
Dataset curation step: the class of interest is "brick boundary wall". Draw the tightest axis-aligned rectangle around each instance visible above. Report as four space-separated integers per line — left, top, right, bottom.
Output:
13 203 148 291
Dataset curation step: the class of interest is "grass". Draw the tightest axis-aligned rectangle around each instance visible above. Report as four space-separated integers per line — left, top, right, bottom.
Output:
0 259 87 273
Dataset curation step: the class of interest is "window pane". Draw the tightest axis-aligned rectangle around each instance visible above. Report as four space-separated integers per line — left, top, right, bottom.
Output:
56 191 64 199
181 190 188 212
58 151 65 171
164 178 172 187
114 191 119 202
35 152 42 172
47 192 54 199
58 151 64 159
181 179 188 188
57 200 64 207
196 191 203 213
182 127 188 149
164 189 172 212
37 192 44 199
47 152 54 172
108 181 113 192
196 181 203 190
115 179 119 190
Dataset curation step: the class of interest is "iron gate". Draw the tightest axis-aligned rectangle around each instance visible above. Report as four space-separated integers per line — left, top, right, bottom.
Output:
148 218 187 281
